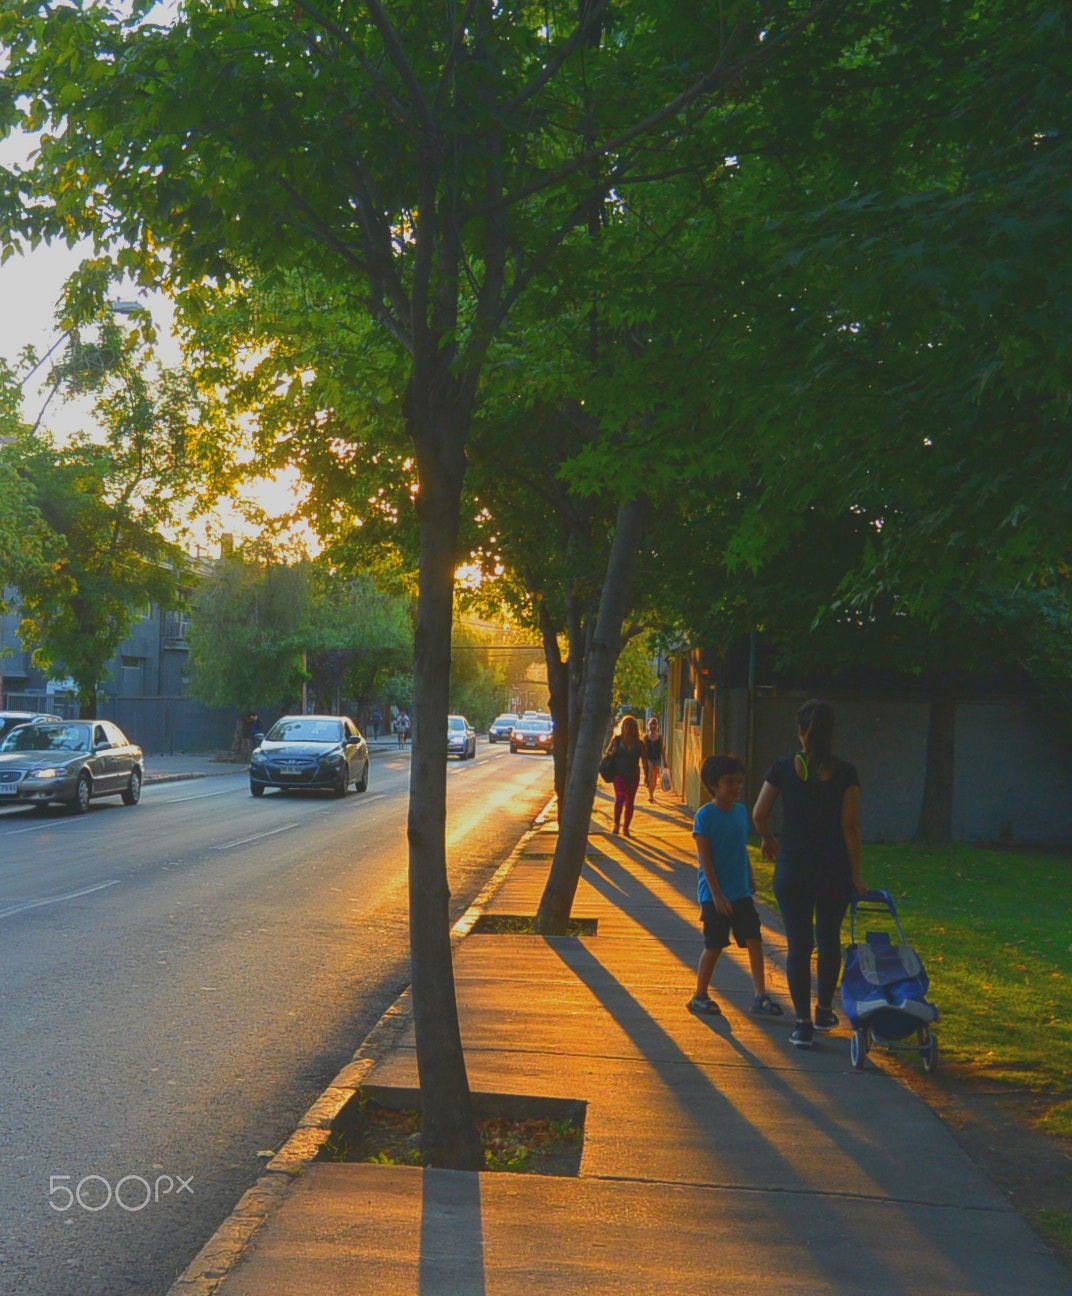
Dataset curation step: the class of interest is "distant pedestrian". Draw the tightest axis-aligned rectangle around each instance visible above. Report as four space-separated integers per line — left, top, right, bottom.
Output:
401 711 411 745
752 698 867 1050
393 711 405 747
688 755 783 1019
604 715 647 837
643 717 665 802
370 708 383 740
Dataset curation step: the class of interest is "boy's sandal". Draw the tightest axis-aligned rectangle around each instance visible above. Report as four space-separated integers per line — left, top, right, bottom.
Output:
750 994 785 1017
687 996 722 1016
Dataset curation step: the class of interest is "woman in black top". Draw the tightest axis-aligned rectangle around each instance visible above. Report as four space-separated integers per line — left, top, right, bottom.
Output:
752 699 866 1050
605 715 648 837
643 718 665 802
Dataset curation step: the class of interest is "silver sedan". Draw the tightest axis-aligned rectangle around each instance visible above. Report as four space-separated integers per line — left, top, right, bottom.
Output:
0 720 144 814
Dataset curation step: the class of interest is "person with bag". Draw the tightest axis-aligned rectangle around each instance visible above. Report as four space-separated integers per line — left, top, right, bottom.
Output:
752 698 867 1050
643 717 666 802
603 715 648 837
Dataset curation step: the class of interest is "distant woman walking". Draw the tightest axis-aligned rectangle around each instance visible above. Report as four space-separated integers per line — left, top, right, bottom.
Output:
605 715 648 837
752 699 867 1050
644 717 665 802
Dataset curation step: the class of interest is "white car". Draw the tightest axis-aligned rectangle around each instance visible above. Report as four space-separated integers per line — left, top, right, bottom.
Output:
0 710 63 743
447 715 477 760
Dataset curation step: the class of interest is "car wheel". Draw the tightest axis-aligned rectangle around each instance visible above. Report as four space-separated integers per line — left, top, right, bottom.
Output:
355 761 369 793
332 769 349 798
250 781 265 797
121 768 142 806
69 772 92 815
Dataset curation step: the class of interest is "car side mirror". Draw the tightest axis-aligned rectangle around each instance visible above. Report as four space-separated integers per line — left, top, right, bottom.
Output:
252 732 264 747
94 740 113 752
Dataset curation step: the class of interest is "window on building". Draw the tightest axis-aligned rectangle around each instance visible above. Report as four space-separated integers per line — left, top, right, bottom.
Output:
121 656 145 695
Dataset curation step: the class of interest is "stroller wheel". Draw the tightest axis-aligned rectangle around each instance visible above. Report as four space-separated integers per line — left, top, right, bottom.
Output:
850 1029 868 1070
923 1033 939 1074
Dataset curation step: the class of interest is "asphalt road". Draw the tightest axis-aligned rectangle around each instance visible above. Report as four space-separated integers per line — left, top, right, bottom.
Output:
0 741 553 1296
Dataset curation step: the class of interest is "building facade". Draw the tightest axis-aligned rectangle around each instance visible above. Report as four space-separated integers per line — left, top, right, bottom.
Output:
1 590 233 753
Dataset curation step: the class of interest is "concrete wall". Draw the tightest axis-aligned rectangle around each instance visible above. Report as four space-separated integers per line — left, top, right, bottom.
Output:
664 670 1072 846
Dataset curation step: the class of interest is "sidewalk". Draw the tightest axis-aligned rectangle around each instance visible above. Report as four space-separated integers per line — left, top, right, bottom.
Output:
171 790 1072 1296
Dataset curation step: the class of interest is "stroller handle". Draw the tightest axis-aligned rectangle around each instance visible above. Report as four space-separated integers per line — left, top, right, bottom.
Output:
852 887 897 911
850 888 908 946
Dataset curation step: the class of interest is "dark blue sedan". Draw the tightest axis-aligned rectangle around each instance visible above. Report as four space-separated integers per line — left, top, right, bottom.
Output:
249 715 369 797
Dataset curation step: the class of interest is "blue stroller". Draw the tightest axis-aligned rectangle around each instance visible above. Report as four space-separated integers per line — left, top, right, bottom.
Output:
841 889 940 1072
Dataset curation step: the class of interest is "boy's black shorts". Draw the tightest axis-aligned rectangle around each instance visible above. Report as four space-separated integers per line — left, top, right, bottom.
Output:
701 896 762 950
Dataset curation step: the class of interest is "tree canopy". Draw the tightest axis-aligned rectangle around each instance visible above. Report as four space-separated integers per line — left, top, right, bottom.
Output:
5 0 1070 1165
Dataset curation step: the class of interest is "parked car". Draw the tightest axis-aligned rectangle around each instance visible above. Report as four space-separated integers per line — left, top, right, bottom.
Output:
0 710 63 744
487 713 519 743
249 715 369 797
0 720 143 813
510 716 554 755
447 714 477 760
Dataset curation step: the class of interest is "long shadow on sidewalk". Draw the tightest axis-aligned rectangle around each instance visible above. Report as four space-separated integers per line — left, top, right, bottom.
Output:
420 1170 486 1296
540 935 972 1296
544 938 1021 1290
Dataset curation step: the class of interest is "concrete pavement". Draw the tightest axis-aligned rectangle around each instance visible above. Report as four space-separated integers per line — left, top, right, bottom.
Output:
169 789 1072 1296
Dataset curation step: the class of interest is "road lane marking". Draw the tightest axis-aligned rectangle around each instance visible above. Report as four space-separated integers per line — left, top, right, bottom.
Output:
163 786 242 804
0 879 120 921
212 822 301 850
355 793 386 804
3 816 86 837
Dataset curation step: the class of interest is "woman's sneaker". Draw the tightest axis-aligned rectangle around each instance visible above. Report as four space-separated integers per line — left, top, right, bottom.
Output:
814 1006 840 1033
789 1020 815 1049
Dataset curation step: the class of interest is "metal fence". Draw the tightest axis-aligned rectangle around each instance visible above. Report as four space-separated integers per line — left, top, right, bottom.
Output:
3 691 80 719
1 691 233 753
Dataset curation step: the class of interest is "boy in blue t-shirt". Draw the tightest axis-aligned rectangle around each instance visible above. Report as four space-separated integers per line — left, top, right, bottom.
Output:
687 755 783 1018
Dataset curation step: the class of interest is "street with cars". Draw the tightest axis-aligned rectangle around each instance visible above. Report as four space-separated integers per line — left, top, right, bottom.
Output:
0 737 552 1296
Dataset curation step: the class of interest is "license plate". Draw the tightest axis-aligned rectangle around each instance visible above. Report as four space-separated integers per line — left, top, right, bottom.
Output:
0 785 17 795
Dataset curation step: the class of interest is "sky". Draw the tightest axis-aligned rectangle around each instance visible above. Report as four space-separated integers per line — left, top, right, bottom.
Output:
0 132 311 551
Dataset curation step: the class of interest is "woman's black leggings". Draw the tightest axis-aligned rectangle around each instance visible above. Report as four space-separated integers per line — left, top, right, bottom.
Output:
774 874 852 1021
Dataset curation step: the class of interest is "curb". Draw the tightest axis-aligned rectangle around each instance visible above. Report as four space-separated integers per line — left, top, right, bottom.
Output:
166 793 558 1296
144 770 247 786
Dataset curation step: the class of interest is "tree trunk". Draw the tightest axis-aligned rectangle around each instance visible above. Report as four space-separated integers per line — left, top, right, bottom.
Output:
539 602 569 811
916 672 957 843
536 495 648 933
406 397 483 1171
77 683 98 720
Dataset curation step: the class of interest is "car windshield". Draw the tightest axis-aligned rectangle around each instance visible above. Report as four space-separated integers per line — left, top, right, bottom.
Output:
1 722 91 754
515 719 551 733
493 716 516 724
266 719 343 744
447 717 467 731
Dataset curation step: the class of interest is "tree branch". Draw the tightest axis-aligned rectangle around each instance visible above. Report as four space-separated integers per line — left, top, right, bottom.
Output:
362 0 436 138
292 0 417 129
478 0 838 216
433 0 482 114
503 0 609 115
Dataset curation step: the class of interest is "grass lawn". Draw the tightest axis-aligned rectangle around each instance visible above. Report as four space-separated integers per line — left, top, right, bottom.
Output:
749 842 1072 1094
